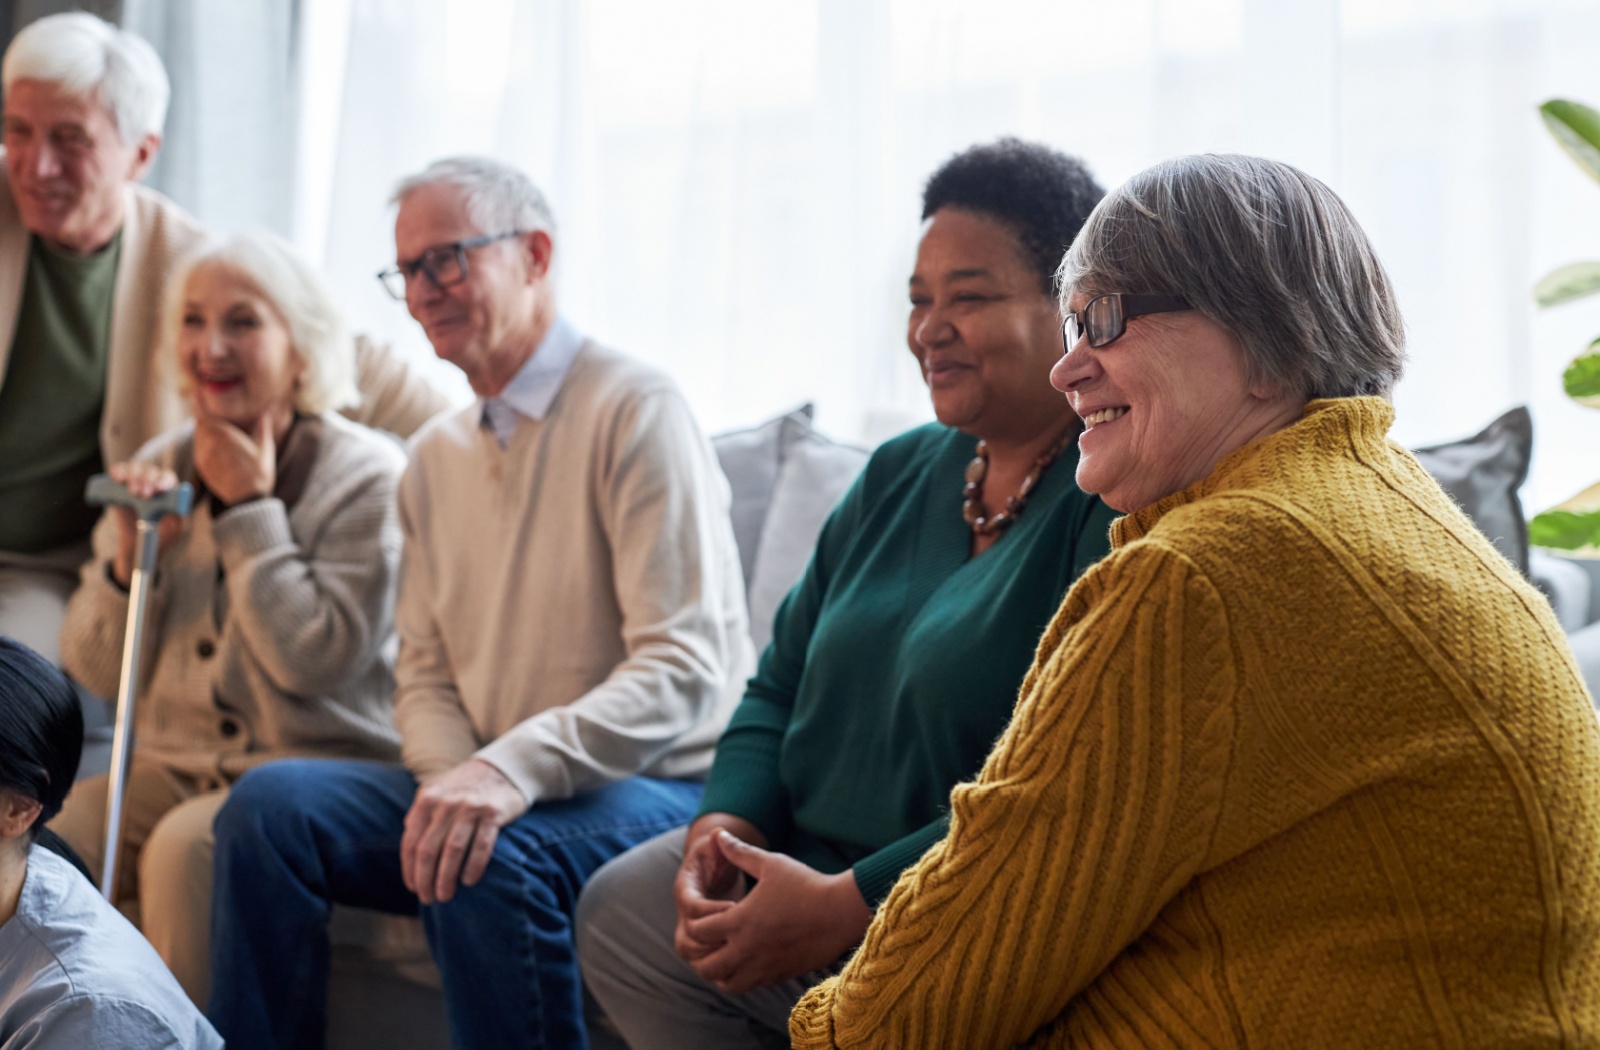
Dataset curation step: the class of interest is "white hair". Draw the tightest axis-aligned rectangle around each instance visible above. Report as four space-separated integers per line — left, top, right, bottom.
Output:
163 231 358 416
391 156 557 238
2 12 169 145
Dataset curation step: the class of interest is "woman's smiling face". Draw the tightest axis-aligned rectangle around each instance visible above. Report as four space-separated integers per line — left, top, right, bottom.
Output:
178 261 302 428
906 207 1067 441
1050 292 1302 512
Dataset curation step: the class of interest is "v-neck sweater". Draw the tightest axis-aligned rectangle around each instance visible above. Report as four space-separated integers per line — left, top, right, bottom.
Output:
698 422 1117 903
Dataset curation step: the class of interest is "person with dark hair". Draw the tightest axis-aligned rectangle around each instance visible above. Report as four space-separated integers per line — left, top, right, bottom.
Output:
0 636 221 1049
575 138 1117 1049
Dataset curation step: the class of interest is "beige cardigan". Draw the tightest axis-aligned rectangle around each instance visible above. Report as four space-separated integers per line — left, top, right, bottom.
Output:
0 169 451 469
59 413 405 775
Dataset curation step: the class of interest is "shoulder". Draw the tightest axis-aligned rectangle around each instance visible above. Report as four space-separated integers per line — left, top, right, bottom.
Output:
404 401 482 462
858 421 962 491
314 412 408 478
124 183 206 250
11 853 217 1048
560 341 707 450
560 341 687 422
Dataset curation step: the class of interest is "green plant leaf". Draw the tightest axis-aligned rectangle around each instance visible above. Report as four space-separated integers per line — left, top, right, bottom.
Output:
1565 342 1600 403
1530 508 1600 550
1536 262 1600 306
1542 99 1600 184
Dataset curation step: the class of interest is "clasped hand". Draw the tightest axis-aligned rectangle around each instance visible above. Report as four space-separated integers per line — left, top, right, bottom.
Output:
673 823 873 995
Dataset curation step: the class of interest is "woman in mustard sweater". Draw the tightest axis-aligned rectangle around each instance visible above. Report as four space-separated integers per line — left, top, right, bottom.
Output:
790 154 1600 1047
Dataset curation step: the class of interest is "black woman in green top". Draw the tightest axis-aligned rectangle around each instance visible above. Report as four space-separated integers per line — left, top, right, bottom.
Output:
577 139 1117 1049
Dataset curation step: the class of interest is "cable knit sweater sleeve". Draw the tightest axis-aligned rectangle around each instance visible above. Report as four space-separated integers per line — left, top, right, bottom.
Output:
790 539 1238 1049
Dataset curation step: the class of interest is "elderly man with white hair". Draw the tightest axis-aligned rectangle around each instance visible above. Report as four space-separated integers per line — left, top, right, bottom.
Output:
205 157 752 1050
0 12 446 666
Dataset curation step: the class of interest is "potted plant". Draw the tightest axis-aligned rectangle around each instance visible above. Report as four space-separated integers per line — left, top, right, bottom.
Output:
1529 99 1600 550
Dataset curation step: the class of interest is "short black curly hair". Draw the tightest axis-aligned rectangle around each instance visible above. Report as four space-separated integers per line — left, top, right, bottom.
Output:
921 137 1104 296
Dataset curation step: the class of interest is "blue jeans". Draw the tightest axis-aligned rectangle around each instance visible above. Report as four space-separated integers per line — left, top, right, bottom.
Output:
206 759 702 1050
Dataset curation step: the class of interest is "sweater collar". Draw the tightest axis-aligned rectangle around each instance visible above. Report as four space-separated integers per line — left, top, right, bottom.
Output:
1111 396 1395 547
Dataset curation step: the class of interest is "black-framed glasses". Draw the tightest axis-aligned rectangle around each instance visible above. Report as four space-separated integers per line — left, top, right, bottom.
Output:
1061 293 1192 352
376 230 527 300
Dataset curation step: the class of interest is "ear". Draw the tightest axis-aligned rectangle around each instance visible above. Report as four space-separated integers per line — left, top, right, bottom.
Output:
521 229 554 284
125 131 162 183
0 791 42 844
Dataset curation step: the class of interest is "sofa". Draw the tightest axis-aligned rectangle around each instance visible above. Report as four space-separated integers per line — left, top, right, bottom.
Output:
76 401 1597 1047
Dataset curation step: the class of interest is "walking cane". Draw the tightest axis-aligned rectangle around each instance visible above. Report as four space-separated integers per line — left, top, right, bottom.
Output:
84 473 193 902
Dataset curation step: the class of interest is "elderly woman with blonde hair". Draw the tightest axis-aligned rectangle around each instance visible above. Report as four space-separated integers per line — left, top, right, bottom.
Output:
790 154 1600 1048
52 230 407 1006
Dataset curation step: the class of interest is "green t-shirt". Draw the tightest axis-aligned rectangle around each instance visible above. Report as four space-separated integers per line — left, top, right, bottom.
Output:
697 422 1119 904
0 230 123 553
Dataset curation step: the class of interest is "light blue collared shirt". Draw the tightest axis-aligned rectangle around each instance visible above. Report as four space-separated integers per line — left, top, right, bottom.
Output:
480 315 585 448
0 846 223 1049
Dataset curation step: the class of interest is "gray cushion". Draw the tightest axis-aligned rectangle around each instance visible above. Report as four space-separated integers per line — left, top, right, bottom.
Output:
712 406 868 654
1413 406 1532 575
1530 548 1593 633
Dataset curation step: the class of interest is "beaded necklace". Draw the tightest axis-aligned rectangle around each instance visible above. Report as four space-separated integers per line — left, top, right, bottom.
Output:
961 427 1078 536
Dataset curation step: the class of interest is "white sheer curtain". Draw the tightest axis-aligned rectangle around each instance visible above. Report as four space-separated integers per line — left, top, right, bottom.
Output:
149 0 1600 510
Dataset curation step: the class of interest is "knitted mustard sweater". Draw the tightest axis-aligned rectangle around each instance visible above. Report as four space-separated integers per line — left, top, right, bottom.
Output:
790 397 1600 1049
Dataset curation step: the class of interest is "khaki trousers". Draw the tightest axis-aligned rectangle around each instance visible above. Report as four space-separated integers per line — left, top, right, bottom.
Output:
52 756 227 1008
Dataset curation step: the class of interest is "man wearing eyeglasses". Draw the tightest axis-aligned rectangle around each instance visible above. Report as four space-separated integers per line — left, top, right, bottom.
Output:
205 156 752 1050
0 13 448 671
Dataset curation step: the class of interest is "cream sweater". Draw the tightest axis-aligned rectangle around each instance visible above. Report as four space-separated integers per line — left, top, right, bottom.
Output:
792 397 1600 1048
59 413 405 775
394 340 752 803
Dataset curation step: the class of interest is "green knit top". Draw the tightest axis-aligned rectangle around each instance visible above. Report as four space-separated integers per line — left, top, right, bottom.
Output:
0 231 122 553
698 422 1117 903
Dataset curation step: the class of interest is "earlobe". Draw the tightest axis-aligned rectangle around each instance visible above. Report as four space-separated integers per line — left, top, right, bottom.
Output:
0 792 41 842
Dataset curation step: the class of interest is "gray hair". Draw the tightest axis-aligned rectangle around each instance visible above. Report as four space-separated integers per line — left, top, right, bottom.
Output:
163 231 357 416
2 12 170 145
1058 153 1405 399
391 156 557 239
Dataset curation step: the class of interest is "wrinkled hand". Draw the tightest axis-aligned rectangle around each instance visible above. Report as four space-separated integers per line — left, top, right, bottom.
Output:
107 461 185 586
681 829 873 995
401 758 527 904
674 814 766 964
193 414 276 507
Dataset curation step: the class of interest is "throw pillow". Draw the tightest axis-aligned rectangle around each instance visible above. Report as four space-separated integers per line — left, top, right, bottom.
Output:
712 406 869 653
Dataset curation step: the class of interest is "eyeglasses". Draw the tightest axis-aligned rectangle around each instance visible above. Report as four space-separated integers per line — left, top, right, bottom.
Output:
376 230 526 300
1061 293 1192 352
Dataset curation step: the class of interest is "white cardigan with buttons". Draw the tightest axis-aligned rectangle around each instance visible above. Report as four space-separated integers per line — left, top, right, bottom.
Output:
59 413 405 778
